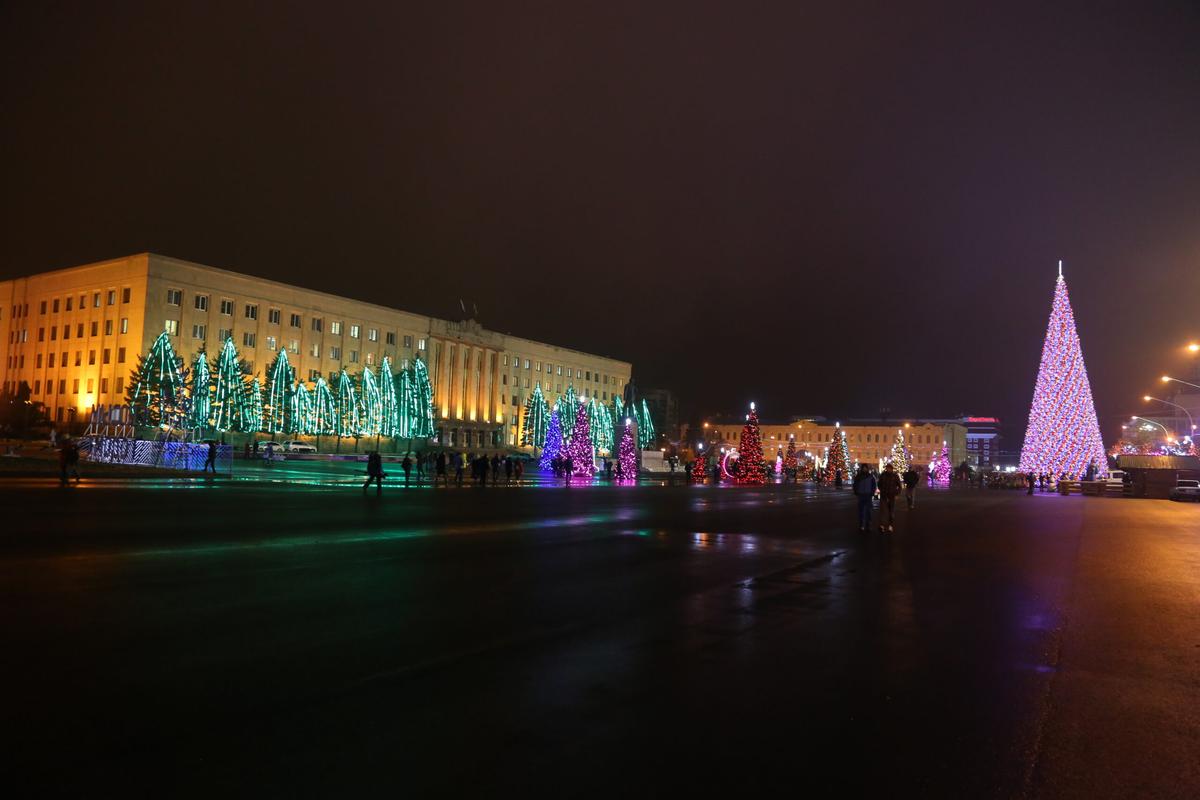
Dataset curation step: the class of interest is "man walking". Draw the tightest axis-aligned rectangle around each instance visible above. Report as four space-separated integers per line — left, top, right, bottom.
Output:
436 452 448 487
59 436 80 486
902 464 919 509
401 454 412 487
852 464 876 532
204 440 218 474
363 450 384 494
878 463 902 533
453 451 464 486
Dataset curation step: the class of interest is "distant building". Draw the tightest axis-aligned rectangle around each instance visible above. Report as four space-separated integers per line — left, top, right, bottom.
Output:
640 387 679 444
927 416 1003 469
704 416 967 469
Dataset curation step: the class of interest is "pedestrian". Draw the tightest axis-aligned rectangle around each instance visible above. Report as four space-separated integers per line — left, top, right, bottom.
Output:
852 464 877 532
480 455 490 487
514 458 524 483
504 456 513 484
415 453 425 484
253 439 259 456
1084 460 1097 482
453 451 464 486
204 440 218 474
263 441 274 466
59 436 80 486
877 463 901 533
49 427 57 448
243 442 250 460
605 458 613 480
902 464 919 509
436 452 448 487
363 450 384 494
1027 471 1035 495
834 468 844 490
564 455 573 484
402 454 412 486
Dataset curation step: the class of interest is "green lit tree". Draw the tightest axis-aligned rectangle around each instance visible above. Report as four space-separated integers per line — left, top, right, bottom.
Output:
379 357 398 438
243 376 263 433
189 346 211 433
637 399 656 450
359 366 383 437
521 383 550 451
312 377 336 436
335 368 359 442
126 332 188 428
263 349 294 436
559 385 578 441
212 338 247 432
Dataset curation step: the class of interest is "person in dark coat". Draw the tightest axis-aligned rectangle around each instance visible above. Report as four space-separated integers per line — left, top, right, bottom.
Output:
877 463 902 532
436 452 448 487
852 464 877 532
363 450 384 494
902 465 919 509
204 441 218 474
401 455 412 486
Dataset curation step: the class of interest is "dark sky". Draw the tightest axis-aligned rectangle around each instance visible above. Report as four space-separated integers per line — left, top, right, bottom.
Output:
4 1 1199 440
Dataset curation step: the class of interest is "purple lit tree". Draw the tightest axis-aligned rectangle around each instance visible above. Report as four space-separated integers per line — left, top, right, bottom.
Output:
539 405 564 470
928 442 951 486
566 403 594 475
1018 264 1106 478
616 418 637 481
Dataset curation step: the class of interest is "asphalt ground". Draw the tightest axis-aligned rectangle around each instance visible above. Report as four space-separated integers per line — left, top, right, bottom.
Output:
1 480 1197 797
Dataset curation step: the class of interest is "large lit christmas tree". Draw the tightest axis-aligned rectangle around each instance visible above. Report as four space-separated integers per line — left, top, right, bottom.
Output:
335 368 359 440
243 376 263 433
566 403 594 475
889 429 910 473
312 377 336 436
559 385 579 441
359 367 382 437
1018 264 1107 478
127 332 188 428
521 383 550 450
691 446 707 483
539 405 564 469
637 398 656 449
211 338 245 432
616 418 637 480
783 437 798 475
824 425 851 483
736 403 766 485
379 357 398 438
264 349 294 435
189 348 211 432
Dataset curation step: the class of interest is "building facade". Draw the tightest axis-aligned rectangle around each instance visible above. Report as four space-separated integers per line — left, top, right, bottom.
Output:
0 254 632 449
704 418 968 469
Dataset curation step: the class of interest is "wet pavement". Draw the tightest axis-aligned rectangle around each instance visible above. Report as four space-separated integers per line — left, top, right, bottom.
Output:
2 481 1197 797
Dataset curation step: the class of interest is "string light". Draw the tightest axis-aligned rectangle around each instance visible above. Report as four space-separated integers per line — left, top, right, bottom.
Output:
539 404 564 469
736 403 766 485
521 383 550 448
566 403 595 475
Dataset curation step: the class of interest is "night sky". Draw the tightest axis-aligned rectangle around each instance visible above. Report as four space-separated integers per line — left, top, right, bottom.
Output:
4 1 1199 440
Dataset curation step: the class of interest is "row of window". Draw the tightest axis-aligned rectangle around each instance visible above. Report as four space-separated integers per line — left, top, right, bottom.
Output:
5 288 133 321
7 347 129 371
163 316 425 351
500 353 615 386
21 318 131 344
30 376 124 397
165 289 420 348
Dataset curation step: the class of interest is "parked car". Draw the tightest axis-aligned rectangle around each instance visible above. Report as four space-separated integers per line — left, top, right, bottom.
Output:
1168 479 1200 502
279 440 318 454
1106 470 1126 487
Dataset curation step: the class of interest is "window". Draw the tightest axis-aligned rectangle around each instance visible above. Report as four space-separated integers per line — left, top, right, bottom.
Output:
194 295 209 311
330 321 342 335
367 328 377 342
58 380 65 394
556 365 562 376
93 292 101 308
403 335 413 349
309 369 321 381
290 313 301 328
66 297 73 311
192 324 206 339
164 319 179 336
121 287 131 304
52 299 59 313
243 332 256 347
72 379 80 394
503 355 509 366
115 377 124 393
512 394 519 406
107 290 116 306
349 350 359 363
74 352 81 367
266 336 277 351
218 328 232 341
244 304 258 320
120 318 128 334
502 374 508 385
37 327 44 342
49 353 55 368
90 321 98 337
386 332 396 345
88 350 96 365
87 378 94 393
312 318 323 332
104 320 112 335
523 377 530 388
34 380 40 394
63 325 70 340
166 289 182 305
349 324 360 339
103 349 111 364
289 339 299 354
417 338 426 350
39 301 46 314
50 327 57 341
76 323 84 338
268 308 281 324
329 346 341 360
101 378 109 394
219 299 234 315
586 371 591 381
365 352 375 365
36 354 43 368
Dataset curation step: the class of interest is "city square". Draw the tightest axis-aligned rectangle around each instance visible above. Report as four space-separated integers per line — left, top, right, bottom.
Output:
4 2 1200 797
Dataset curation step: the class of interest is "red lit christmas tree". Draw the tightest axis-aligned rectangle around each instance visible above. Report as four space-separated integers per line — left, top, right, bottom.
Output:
783 437 798 474
824 425 851 483
691 448 707 483
566 403 595 475
736 403 766 485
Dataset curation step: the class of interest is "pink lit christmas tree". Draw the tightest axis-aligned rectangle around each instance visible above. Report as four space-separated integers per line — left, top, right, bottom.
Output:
928 442 951 486
1018 263 1106 478
616 418 637 481
566 403 595 475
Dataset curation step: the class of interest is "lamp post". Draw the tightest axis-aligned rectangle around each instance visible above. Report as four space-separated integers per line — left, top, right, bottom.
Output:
1130 415 1173 442
1161 375 1200 391
1143 395 1196 437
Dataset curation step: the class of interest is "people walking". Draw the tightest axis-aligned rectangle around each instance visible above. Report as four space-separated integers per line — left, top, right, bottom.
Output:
436 452 448 487
58 437 80 486
504 456 513 484
480 455 490 487
852 464 876 532
902 465 919 509
453 451 464 486
363 450 384 494
1027 471 1036 495
877 463 901 532
401 454 412 487
263 441 274 466
204 440 218 474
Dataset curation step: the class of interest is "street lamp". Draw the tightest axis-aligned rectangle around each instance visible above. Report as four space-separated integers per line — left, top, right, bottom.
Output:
1131 415 1173 440
1143 395 1196 435
1162 375 1200 391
